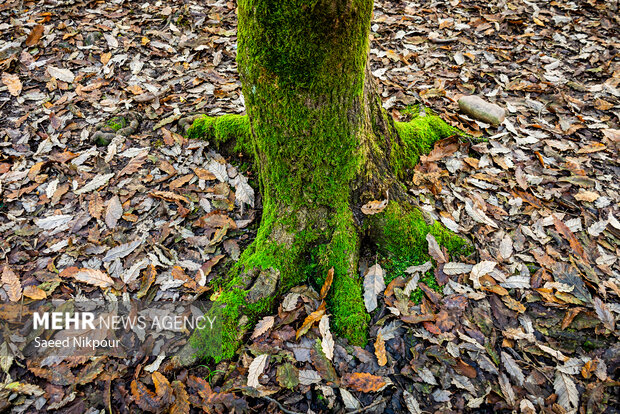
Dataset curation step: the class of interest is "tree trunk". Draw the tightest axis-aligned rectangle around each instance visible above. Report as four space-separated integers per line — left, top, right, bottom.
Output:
190 0 469 361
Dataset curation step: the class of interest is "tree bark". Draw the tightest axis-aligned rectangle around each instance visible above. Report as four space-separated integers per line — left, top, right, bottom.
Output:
190 0 469 361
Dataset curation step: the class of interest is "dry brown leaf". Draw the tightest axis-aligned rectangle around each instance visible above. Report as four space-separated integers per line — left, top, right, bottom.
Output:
88 192 105 220
23 285 46 300
341 372 387 393
149 190 189 203
320 267 334 300
501 351 524 386
169 173 194 190
2 72 22 97
576 142 606 154
319 315 334 361
247 354 269 388
502 296 526 313
73 268 114 288
574 190 599 202
553 216 587 261
100 52 112 65
361 199 388 215
554 371 579 412
426 233 446 263
251 316 275 339
170 381 190 414
151 372 173 405
2 265 22 302
105 195 123 229
118 152 147 178
581 360 597 379
593 297 615 331
374 332 387 366
363 263 385 312
296 307 325 340
131 379 166 412
194 167 217 180
25 24 45 46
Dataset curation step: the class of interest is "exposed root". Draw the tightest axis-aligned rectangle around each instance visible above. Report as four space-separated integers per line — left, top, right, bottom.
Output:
368 201 472 280
315 209 368 346
92 111 140 146
184 109 470 364
391 115 456 179
186 114 252 155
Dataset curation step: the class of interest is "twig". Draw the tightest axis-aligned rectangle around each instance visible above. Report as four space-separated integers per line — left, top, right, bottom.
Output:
261 396 303 414
348 397 389 414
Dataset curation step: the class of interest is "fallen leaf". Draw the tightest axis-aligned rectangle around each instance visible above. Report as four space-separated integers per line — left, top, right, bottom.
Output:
363 264 386 312
2 266 22 302
296 307 325 340
247 354 269 388
341 372 387 392
426 233 447 263
23 285 46 300
1 72 22 96
553 216 587 261
319 315 334 361
501 351 524 386
320 267 334 300
361 199 388 215
340 387 361 410
554 371 579 412
443 262 473 275
593 297 615 331
25 24 45 46
298 370 321 385
170 381 190 414
470 261 496 289
47 66 75 83
574 190 599 202
105 195 123 229
251 316 274 339
374 332 387 366
72 268 114 288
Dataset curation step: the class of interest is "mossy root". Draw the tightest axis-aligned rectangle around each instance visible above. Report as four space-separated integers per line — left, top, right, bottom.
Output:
186 114 252 155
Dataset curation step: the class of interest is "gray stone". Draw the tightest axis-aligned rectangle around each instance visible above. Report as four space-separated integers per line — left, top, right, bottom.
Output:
458 95 506 125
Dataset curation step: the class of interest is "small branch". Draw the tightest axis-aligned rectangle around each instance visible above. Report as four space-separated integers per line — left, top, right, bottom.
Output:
261 396 304 414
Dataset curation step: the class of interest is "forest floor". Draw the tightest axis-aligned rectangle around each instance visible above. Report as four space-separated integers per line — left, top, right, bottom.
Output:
0 0 619 413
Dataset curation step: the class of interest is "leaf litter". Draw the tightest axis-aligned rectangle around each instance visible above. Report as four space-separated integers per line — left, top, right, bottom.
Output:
0 0 618 412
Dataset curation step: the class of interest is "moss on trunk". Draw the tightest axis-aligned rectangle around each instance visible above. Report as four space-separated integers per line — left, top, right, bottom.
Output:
188 0 471 362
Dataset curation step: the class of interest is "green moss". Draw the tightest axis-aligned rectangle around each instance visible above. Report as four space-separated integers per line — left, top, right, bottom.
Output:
371 202 470 302
187 114 252 154
392 116 456 179
106 116 127 131
317 210 368 346
373 202 469 263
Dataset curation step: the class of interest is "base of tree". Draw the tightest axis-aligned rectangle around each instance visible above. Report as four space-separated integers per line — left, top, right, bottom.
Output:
185 111 471 362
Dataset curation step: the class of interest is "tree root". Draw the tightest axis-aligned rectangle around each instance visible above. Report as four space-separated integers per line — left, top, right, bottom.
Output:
182 110 471 365
391 114 457 179
185 114 252 155
91 111 140 146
